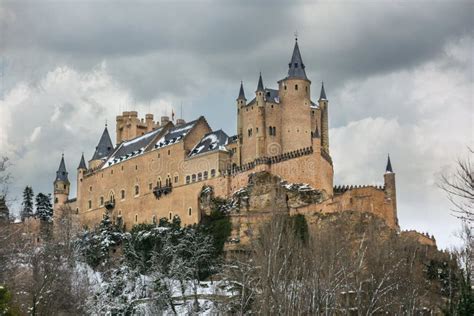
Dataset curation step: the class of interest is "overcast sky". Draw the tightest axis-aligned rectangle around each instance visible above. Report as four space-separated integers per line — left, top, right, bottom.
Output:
0 0 472 249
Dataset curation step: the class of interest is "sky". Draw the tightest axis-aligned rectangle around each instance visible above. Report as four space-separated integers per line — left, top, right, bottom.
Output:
0 0 472 249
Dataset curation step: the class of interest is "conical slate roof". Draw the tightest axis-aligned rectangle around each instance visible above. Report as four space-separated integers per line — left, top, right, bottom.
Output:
78 153 87 169
237 81 246 100
55 154 69 182
256 73 264 92
92 126 114 160
287 40 307 80
319 82 327 100
385 155 393 173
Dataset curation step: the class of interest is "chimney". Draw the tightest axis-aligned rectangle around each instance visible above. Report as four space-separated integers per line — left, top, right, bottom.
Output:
161 116 170 126
176 118 186 126
145 114 154 132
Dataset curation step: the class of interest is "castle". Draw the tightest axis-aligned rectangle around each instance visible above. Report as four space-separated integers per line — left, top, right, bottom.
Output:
53 40 400 235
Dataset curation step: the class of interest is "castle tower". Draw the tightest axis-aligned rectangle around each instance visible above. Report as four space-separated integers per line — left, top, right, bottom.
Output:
89 125 114 169
53 154 70 215
318 82 329 154
76 153 87 214
236 81 246 166
255 73 266 158
384 155 398 227
279 39 312 153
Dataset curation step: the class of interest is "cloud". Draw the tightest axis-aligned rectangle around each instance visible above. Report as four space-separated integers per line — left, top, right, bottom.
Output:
331 37 473 248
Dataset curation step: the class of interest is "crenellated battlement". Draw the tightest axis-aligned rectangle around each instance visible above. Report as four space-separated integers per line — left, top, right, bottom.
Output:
334 184 385 194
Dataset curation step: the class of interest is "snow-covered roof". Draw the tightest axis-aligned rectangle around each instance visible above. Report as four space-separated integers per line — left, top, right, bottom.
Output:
102 126 164 169
248 88 280 105
188 129 229 158
154 119 199 150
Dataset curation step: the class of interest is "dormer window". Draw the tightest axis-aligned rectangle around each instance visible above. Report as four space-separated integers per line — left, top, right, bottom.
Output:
294 63 298 68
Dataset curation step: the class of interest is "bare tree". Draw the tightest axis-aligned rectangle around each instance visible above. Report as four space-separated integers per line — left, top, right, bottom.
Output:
440 147 474 223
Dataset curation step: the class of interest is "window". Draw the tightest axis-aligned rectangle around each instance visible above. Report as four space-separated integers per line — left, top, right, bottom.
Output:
256 127 259 133
211 169 216 177
135 214 138 223
135 185 140 196
54 197 58 203
149 183 153 190
110 193 115 203
203 171 208 180
63 184 67 189
135 165 138 170
121 166 124 171
89 186 92 192
100 196 104 206
305 86 308 93
269 126 273 135
284 85 287 90
174 176 178 183
157 178 162 188
157 153 160 158
111 169 114 175
88 200 92 209
76 208 79 214
294 62 298 68
198 172 202 181
192 174 196 182
273 127 276 136
121 189 125 200
169 212 172 220
186 175 190 184
152 215 157 225
295 84 298 90
188 207 192 216
168 150 170 155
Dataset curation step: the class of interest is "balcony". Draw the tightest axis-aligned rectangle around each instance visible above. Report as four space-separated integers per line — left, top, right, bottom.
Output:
153 185 172 199
105 200 115 210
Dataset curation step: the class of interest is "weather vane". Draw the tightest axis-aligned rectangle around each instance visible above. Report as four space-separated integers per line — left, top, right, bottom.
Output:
294 30 298 41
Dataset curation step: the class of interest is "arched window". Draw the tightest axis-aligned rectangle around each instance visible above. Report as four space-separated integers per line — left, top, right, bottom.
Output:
186 175 190 184
157 177 162 188
211 169 216 177
269 126 273 135
198 172 202 181
192 174 196 182
100 196 104 206
109 192 115 203
295 84 298 90
88 200 92 209
135 185 140 196
152 215 157 225
203 171 208 180
169 212 172 220
135 214 138 222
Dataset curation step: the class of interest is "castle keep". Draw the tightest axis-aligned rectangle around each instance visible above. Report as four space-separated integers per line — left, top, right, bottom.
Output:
53 40 399 234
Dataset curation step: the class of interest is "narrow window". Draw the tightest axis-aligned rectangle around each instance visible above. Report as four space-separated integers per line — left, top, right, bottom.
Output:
192 174 196 182
211 169 216 177
284 85 287 90
174 176 178 183
111 169 114 175
188 208 192 216
88 200 92 209
121 166 124 171
294 62 298 68
186 175 190 184
54 197 58 203
273 127 276 136
295 84 298 91
198 172 202 181
135 214 138 223
100 196 104 206
152 215 157 224
203 171 208 180
269 126 272 135
135 165 138 170
135 185 139 196
110 193 115 203
63 184 67 189
121 189 125 200
169 212 172 220
168 150 170 155
89 186 92 192
149 183 152 190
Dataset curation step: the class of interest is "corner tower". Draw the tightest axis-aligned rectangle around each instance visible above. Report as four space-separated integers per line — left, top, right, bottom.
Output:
89 125 114 169
318 82 329 154
384 155 398 228
53 154 70 214
279 39 312 153
236 81 247 166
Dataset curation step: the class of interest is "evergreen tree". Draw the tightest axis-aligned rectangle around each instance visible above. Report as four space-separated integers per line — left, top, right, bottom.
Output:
0 197 9 223
35 193 53 221
21 186 34 220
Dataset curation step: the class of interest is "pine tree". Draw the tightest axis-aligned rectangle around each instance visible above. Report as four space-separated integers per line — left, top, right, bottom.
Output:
35 193 53 222
21 186 34 220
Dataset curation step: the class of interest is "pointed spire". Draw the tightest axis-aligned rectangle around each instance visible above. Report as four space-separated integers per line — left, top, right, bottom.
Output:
256 72 264 92
78 153 87 170
319 82 327 100
55 154 69 182
91 125 114 161
287 39 308 80
385 154 393 173
237 81 246 100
